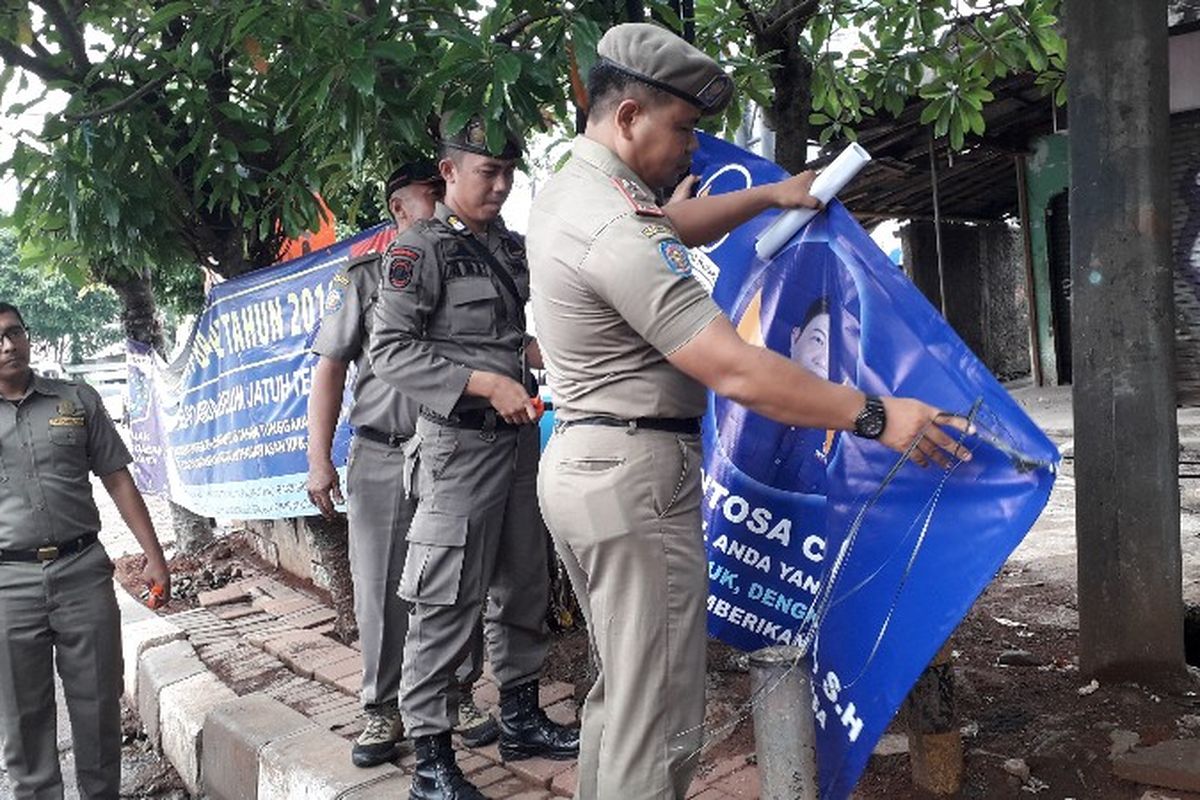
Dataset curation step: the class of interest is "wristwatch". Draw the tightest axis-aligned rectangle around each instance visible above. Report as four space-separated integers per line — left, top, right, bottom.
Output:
853 395 887 439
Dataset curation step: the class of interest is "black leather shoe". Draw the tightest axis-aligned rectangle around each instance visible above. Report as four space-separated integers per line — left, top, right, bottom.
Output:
410 732 485 800
498 680 580 762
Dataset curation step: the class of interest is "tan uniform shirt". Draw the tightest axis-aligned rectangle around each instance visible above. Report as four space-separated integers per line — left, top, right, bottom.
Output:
0 375 131 550
528 136 721 421
370 202 531 418
312 246 420 437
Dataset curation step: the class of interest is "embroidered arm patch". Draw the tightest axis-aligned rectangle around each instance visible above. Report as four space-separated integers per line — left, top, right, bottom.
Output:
386 244 422 290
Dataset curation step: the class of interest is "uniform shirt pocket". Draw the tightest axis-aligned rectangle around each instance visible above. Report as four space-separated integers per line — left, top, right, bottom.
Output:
445 279 500 336
399 509 470 606
47 422 89 478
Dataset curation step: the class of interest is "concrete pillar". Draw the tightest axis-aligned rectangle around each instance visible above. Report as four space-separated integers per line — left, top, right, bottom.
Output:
1067 0 1185 680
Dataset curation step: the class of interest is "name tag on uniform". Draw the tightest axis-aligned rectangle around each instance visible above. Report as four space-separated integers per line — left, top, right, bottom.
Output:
49 416 85 427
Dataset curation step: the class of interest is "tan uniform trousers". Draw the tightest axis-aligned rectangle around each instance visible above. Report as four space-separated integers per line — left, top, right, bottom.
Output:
538 424 707 800
346 436 484 711
0 542 123 800
399 417 550 738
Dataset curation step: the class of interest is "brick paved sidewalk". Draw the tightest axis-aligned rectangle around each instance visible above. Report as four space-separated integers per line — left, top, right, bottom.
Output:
171 576 762 798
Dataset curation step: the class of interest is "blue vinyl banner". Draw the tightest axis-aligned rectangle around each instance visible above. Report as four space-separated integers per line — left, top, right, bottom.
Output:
690 133 1058 799
129 223 397 519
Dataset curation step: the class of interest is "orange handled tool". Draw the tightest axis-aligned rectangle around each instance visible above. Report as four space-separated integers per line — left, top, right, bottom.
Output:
531 396 545 421
146 582 166 610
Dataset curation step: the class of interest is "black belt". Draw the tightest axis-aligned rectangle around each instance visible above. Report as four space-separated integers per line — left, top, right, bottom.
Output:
557 416 701 434
421 408 517 431
357 426 410 447
0 532 98 563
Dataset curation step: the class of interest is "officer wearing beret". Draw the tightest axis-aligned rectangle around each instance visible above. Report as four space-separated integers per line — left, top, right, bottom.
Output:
369 118 579 800
0 301 171 798
307 161 498 768
528 23 972 799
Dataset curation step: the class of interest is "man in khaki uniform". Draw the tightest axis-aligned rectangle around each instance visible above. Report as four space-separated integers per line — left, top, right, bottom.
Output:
0 302 171 798
306 161 497 769
368 118 578 800
528 23 972 800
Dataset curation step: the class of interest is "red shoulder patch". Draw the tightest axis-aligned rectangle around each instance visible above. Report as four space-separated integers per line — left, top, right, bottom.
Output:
611 176 665 218
386 245 422 290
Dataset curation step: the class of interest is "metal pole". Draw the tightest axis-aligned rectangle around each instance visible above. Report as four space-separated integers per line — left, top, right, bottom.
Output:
749 646 818 800
929 135 949 318
905 641 963 794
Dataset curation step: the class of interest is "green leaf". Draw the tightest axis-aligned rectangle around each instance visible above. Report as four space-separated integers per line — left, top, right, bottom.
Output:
146 1 191 31
349 61 375 96
495 52 521 85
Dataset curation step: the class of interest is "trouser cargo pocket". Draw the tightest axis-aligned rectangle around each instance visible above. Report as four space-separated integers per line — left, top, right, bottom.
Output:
399 509 469 606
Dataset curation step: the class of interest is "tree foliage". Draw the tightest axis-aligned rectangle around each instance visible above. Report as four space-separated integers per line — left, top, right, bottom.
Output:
0 0 1065 291
0 227 122 364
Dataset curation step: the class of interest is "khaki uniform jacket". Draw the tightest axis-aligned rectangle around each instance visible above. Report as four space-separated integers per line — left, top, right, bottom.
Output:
0 375 131 550
312 244 421 437
369 202 531 418
527 136 721 421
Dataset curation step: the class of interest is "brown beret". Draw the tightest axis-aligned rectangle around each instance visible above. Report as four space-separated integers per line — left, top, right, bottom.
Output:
385 160 442 200
596 23 734 115
439 114 523 160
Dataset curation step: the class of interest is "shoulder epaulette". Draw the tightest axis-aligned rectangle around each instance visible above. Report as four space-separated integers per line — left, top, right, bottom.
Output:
611 176 665 218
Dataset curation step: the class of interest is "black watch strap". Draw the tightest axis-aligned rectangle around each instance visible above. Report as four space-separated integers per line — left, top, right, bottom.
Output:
853 395 887 439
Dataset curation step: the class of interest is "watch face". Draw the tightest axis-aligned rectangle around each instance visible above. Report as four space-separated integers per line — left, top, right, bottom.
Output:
856 397 886 439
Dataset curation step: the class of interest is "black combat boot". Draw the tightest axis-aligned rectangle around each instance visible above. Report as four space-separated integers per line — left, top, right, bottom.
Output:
410 732 485 800
498 680 580 762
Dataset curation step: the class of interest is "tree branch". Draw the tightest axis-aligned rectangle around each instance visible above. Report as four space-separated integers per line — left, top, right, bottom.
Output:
0 39 77 84
32 0 90 71
63 73 171 121
764 0 820 37
497 10 560 46
733 0 764 36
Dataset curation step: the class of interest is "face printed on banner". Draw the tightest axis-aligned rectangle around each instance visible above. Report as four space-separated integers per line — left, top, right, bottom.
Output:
790 311 830 380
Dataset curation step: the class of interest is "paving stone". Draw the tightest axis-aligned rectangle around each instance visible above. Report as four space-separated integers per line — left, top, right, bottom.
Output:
543 701 577 727
483 777 537 798
198 584 253 607
256 596 319 617
709 765 761 799
137 639 206 747
507 757 575 789
278 605 338 630
691 756 747 790
257 727 403 799
538 682 574 708
338 774 414 798
472 765 513 788
1114 739 1200 792
311 622 337 636
310 705 364 732
474 681 500 709
549 763 577 797
689 790 732 800
202 693 316 800
258 630 351 678
313 653 362 687
335 673 362 696
158 671 237 794
507 792 553 800
305 692 360 717
215 603 261 621
460 752 496 775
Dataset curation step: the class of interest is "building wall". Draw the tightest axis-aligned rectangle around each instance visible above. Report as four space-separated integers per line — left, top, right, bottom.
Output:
900 220 1031 380
1172 109 1200 402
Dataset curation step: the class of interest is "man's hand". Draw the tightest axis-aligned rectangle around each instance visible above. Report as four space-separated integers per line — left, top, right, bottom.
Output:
667 174 699 206
472 371 537 425
307 459 344 519
879 397 973 469
768 170 823 211
143 555 171 605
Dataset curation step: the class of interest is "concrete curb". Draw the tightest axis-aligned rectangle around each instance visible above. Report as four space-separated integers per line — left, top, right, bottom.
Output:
115 580 409 799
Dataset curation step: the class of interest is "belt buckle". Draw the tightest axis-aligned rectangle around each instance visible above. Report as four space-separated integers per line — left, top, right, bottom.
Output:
36 545 59 562
388 433 404 448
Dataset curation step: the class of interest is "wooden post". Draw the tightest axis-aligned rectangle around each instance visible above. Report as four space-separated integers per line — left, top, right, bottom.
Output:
906 642 962 794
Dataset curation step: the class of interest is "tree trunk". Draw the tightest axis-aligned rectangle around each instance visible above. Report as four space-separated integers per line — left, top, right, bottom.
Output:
304 515 358 644
107 268 216 554
756 1 817 173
